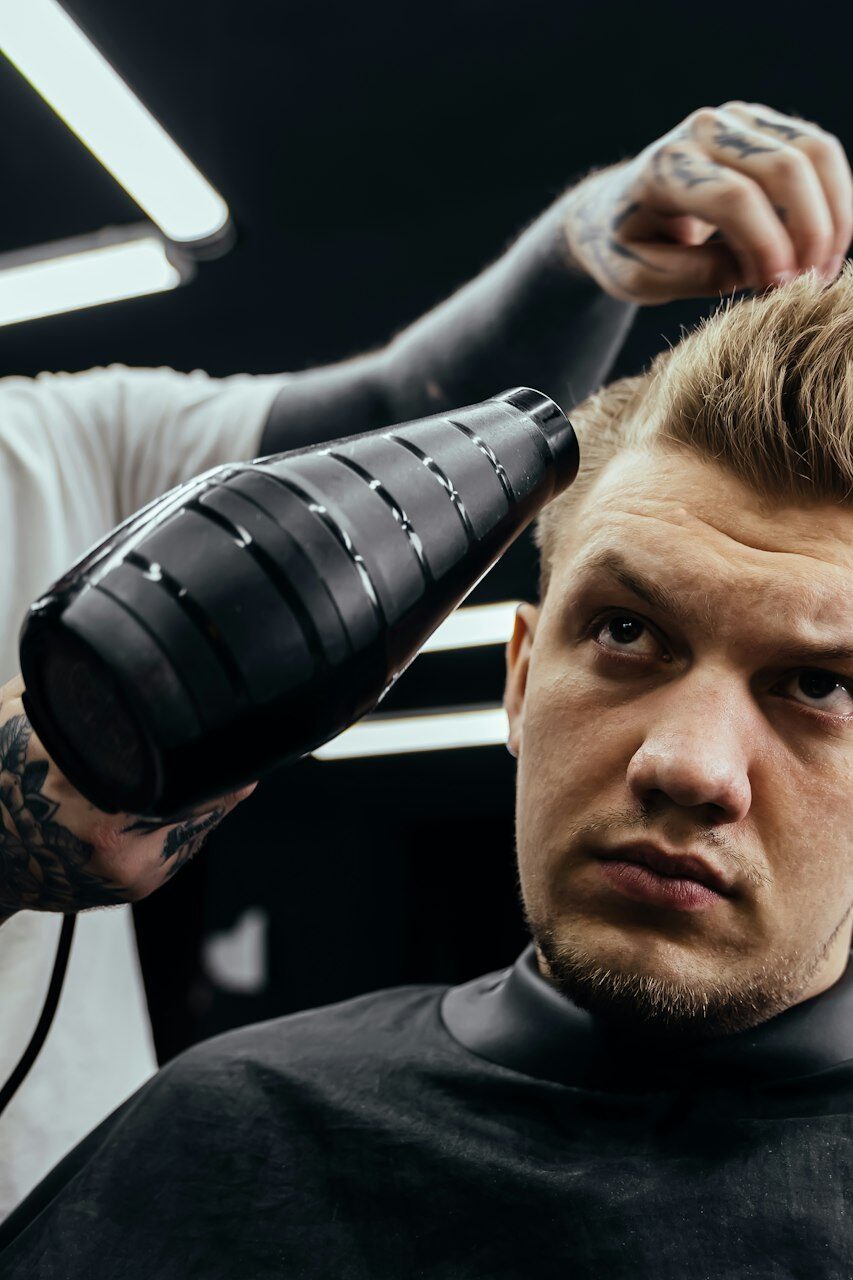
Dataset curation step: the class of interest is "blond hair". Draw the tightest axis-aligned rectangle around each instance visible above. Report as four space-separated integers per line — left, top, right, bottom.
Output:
536 264 853 597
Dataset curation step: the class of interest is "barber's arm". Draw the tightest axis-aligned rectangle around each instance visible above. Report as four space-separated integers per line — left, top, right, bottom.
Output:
0 673 255 922
260 101 853 454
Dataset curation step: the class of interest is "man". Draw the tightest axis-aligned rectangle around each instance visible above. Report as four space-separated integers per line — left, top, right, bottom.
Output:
0 99 850 1255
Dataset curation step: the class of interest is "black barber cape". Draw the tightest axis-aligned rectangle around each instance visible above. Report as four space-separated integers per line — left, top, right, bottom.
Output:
2 945 853 1279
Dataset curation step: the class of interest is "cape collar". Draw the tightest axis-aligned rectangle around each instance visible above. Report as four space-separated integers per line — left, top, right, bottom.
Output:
441 943 853 1091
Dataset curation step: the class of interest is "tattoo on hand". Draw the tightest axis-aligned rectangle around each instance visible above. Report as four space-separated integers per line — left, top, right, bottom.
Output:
611 201 641 232
751 115 805 142
0 715 125 914
608 239 667 273
568 191 671 298
655 147 722 190
160 809 224 880
712 129 776 159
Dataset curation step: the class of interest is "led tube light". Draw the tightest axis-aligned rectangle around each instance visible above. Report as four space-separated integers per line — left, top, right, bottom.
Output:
0 229 184 327
420 600 518 653
0 0 230 245
314 706 510 761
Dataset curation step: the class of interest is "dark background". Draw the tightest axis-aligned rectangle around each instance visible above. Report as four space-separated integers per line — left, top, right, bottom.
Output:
2 0 849 1061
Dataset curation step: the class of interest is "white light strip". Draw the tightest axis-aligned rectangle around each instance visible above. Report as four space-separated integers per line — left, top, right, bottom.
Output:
0 0 230 244
314 706 509 761
421 600 518 653
0 235 181 327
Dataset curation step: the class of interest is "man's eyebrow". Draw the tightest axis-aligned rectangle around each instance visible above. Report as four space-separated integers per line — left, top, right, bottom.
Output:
572 551 704 628
571 551 853 665
772 641 853 665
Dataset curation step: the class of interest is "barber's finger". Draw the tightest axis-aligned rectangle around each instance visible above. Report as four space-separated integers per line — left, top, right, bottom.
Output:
647 139 796 289
722 101 853 275
606 238 744 303
694 105 836 278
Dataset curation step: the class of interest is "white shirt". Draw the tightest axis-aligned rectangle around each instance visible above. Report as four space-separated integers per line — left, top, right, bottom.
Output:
0 364 285 1219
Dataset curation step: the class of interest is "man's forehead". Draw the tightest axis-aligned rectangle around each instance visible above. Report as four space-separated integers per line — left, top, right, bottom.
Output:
559 447 853 573
549 450 853 633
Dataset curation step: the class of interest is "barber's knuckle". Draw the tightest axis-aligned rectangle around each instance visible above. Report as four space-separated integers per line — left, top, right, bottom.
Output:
686 107 720 135
768 146 807 182
806 130 847 168
714 175 755 213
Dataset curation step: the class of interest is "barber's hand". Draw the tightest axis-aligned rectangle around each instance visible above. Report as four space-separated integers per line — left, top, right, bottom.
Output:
0 674 256 919
561 101 853 304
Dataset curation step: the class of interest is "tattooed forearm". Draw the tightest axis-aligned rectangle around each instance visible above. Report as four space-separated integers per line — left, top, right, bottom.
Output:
0 715 125 914
712 129 776 159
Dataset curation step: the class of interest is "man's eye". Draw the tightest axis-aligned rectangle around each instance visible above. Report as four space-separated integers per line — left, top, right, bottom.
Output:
592 612 661 658
777 669 853 716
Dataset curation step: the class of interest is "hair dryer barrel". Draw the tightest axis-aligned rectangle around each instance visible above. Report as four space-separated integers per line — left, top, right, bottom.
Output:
19 388 578 818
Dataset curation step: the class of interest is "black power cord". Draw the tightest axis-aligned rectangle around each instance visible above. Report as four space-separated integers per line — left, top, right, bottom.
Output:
0 915 76 1118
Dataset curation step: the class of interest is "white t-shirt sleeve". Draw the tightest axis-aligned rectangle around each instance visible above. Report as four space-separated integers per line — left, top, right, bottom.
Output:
0 363 288 530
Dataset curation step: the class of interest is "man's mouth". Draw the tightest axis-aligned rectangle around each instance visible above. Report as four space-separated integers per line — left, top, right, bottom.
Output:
594 843 733 912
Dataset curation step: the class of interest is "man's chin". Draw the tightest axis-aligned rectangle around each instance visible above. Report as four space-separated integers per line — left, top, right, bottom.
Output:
530 920 801 1040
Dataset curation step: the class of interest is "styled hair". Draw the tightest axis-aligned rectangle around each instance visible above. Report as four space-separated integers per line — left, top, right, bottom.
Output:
535 265 853 597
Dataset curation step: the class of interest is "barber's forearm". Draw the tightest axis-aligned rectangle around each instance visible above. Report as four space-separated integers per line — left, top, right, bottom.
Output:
380 193 636 421
259 194 636 456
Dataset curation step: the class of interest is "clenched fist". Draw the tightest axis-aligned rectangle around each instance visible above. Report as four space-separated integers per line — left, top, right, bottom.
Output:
0 674 256 919
561 101 853 304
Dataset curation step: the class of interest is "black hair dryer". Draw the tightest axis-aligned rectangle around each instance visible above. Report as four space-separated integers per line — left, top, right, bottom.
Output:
19 388 578 818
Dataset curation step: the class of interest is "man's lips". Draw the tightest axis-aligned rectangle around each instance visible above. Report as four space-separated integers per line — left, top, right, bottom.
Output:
594 842 735 912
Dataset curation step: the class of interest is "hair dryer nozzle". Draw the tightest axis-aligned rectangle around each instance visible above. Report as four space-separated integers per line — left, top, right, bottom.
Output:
495 388 579 489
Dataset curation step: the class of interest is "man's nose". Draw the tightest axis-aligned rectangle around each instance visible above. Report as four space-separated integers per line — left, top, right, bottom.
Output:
625 679 752 823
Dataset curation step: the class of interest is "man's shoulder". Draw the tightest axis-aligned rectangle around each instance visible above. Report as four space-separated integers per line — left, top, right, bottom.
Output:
163 980 452 1105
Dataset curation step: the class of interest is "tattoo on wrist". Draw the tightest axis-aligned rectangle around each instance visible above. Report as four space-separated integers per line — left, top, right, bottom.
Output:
0 715 125 914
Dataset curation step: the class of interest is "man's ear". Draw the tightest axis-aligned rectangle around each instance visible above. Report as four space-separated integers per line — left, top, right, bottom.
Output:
503 602 539 759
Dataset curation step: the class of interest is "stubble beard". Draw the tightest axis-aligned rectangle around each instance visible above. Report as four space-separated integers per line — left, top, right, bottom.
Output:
524 903 853 1040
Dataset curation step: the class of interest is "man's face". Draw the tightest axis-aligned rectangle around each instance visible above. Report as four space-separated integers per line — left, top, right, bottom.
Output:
505 446 853 1035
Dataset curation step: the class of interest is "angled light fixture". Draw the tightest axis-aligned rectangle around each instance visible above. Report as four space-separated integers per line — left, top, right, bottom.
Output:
314 705 510 761
0 224 191 328
420 600 518 653
0 0 231 248
315 602 519 760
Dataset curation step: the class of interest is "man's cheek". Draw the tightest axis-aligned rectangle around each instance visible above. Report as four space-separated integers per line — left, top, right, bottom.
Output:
522 666 619 780
517 688 604 837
